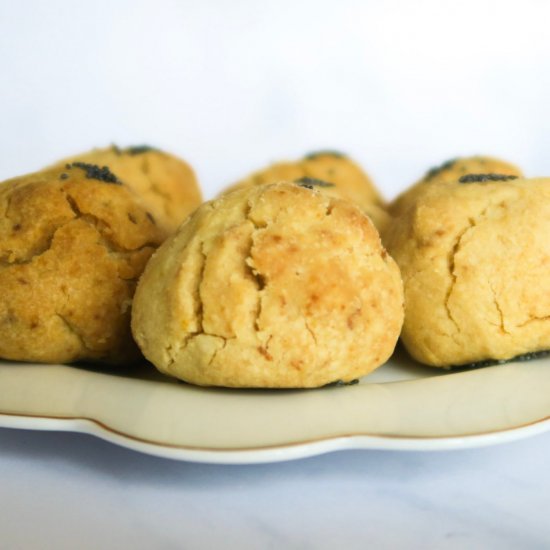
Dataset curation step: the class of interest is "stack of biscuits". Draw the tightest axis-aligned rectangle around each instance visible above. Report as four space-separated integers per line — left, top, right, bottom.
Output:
1 147 545 388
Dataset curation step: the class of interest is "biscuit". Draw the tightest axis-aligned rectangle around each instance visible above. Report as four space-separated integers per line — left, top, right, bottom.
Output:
384 174 550 367
0 163 167 365
132 182 404 388
360 202 391 235
53 145 202 233
222 151 388 230
389 156 523 218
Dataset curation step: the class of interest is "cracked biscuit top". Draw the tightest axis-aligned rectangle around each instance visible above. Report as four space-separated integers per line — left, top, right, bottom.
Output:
51 145 202 234
221 151 389 232
132 182 404 388
389 156 523 218
0 166 168 365
383 176 550 367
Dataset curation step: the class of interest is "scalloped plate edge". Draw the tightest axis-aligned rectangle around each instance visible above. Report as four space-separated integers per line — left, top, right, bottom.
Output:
2 411 550 464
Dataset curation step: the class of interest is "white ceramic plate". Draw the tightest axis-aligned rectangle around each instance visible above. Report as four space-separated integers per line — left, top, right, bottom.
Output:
1 350 549 464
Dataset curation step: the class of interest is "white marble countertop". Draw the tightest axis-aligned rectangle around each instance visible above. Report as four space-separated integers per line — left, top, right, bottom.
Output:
1 426 549 549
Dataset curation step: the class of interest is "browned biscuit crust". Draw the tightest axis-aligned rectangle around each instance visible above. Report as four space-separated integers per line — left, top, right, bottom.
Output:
52 145 202 234
0 164 168 364
389 156 523 218
384 175 550 367
222 151 386 225
132 182 404 388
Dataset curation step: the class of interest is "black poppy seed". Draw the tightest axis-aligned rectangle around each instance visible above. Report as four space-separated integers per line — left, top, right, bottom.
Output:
68 162 120 184
324 378 360 387
453 358 504 369
59 173 69 180
295 177 335 189
304 150 346 160
513 350 550 362
425 158 458 180
125 145 157 155
452 349 550 370
458 173 518 184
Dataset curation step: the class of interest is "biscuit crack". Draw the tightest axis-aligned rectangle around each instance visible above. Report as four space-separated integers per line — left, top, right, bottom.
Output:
207 336 229 367
55 313 93 353
196 242 208 334
517 315 550 328
167 238 234 369
65 193 159 254
444 204 494 338
1 194 92 265
304 318 318 346
244 256 266 334
444 220 474 336
245 205 270 336
489 282 509 334
0 230 58 266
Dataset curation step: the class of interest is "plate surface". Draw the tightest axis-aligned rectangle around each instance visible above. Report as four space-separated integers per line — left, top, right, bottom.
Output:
1 351 549 464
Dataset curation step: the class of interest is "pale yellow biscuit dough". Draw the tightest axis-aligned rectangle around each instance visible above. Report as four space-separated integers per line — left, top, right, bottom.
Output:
53 145 202 234
389 156 523 218
222 151 388 230
132 182 404 388
0 164 167 365
384 174 550 367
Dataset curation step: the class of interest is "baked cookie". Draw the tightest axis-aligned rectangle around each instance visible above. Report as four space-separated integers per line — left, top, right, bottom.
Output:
384 173 550 367
288 175 390 233
222 151 388 230
355 201 390 234
0 163 167 365
132 182 404 388
53 145 202 233
389 156 523 218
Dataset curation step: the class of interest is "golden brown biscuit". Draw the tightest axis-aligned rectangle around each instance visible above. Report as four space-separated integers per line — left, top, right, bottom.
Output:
384 173 550 367
361 202 391 235
0 163 167 365
222 151 386 223
132 182 404 388
279 175 390 234
53 145 202 234
389 156 523 218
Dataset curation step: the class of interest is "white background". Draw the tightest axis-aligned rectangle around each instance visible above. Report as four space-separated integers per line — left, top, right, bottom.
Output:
2 2 550 548
1 0 549 199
